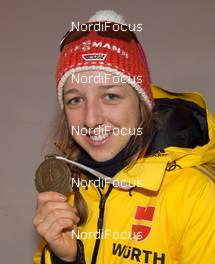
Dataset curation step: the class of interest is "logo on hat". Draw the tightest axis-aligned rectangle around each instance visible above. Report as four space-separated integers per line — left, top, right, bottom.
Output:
82 53 107 61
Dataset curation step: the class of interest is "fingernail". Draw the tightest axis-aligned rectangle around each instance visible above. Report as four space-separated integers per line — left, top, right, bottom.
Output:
59 194 66 200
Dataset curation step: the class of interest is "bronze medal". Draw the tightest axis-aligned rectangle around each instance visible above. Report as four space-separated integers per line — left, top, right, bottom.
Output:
35 155 71 195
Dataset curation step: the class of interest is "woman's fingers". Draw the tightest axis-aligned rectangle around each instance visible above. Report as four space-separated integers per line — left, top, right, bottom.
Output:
36 216 77 242
34 201 68 227
36 191 66 208
37 208 80 232
33 191 78 225
33 192 79 232
35 201 75 222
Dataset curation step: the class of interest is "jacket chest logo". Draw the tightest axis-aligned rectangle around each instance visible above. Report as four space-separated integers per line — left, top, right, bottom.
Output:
131 206 155 241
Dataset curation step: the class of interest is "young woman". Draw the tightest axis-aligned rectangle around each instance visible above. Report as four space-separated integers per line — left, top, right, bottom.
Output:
33 10 215 264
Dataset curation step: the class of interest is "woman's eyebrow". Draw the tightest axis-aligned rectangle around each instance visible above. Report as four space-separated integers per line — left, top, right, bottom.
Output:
98 85 124 89
63 88 79 95
63 85 124 95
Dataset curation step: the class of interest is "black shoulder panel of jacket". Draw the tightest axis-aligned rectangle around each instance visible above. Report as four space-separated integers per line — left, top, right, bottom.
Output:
146 98 209 156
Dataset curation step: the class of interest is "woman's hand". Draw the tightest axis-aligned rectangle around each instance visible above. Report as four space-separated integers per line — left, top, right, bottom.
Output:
33 191 80 262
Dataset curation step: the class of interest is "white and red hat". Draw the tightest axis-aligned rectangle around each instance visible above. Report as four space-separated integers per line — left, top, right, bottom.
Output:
56 10 154 110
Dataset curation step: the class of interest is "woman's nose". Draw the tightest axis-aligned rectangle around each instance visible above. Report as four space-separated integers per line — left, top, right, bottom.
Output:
83 100 105 129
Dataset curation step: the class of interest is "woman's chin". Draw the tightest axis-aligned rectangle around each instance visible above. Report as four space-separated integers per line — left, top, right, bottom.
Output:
87 151 116 162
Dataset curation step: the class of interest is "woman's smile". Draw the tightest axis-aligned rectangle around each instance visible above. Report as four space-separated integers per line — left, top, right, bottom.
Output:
85 131 112 145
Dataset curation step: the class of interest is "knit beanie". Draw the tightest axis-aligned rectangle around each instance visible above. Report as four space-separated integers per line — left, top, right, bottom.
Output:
56 10 154 110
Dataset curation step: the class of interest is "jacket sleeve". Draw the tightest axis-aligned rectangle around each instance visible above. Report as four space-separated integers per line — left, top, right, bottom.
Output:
33 239 85 264
178 168 215 263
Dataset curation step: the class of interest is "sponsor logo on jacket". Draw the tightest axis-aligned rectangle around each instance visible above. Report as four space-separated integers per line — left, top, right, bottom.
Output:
112 243 165 263
131 206 155 241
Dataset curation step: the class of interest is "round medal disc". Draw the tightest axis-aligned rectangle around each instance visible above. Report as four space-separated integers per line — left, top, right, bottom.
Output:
35 156 71 195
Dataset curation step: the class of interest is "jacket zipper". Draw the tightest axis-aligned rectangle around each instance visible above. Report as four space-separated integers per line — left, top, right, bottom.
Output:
91 185 113 264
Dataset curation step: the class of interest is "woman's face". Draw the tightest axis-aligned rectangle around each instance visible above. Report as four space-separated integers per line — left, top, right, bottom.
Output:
63 71 140 161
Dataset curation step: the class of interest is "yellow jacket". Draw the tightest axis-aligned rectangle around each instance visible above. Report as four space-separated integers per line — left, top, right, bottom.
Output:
34 85 215 264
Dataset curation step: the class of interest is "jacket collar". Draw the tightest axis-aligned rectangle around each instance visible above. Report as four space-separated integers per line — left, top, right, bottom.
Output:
114 154 170 191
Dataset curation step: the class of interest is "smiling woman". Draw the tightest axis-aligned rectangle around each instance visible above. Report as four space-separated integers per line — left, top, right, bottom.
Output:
33 10 215 264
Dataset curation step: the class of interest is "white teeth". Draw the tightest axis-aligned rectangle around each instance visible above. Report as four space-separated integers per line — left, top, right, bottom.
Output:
89 133 110 142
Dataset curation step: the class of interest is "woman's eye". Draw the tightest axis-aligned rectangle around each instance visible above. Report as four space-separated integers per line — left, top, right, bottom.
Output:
66 97 84 105
104 93 120 101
